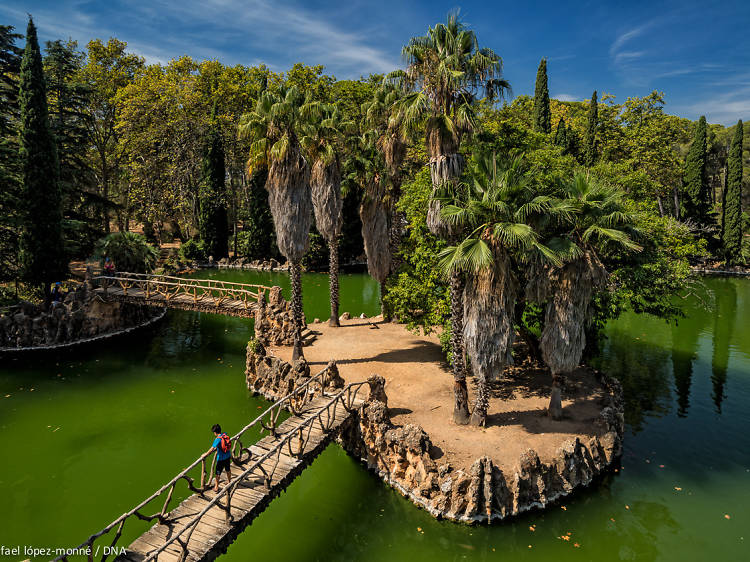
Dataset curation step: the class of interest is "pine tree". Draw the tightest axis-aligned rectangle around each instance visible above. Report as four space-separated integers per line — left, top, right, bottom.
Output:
198 108 229 259
17 17 67 301
533 58 550 134
723 120 743 264
0 25 23 283
683 116 710 223
584 90 598 166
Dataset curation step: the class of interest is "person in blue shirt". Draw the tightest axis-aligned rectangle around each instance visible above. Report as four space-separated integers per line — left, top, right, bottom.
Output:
206 423 233 492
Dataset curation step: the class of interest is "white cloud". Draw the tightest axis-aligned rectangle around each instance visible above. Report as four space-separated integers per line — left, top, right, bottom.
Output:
554 93 578 102
1 0 400 77
675 87 750 125
609 20 656 57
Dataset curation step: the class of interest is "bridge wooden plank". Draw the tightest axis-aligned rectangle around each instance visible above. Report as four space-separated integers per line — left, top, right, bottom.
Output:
105 352 361 562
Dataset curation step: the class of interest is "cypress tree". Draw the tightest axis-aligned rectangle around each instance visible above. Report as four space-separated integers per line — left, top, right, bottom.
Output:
723 120 743 264
683 116 709 223
0 25 23 283
584 90 598 166
17 17 67 301
533 58 551 134
198 107 229 259
554 117 568 148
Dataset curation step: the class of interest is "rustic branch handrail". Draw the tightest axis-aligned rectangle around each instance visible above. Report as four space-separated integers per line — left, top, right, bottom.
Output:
55 364 347 562
94 272 273 292
140 380 368 562
92 276 267 300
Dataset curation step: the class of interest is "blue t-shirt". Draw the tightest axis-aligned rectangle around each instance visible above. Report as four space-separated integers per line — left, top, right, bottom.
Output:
213 435 231 461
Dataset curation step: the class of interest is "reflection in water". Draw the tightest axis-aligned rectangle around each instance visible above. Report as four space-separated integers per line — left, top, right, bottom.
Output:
670 318 702 418
595 329 672 433
711 281 736 413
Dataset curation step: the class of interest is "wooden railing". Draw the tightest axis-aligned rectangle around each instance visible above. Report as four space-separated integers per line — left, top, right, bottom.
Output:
92 272 274 313
56 366 366 562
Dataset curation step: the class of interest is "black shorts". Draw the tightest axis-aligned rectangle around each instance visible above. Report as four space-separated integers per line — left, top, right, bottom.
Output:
216 458 231 475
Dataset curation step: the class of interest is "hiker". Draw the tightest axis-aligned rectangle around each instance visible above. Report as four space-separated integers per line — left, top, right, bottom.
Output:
206 423 232 492
51 282 64 303
104 256 115 276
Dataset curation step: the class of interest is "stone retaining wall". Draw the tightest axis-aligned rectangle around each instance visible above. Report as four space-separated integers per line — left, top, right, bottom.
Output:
244 343 625 524
0 283 160 350
254 287 297 346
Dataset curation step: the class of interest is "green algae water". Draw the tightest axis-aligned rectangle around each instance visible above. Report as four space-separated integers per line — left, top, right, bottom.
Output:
1 272 748 561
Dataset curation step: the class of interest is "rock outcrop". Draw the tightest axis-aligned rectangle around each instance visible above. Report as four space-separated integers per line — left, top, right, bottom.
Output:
253 286 297 346
245 339 344 398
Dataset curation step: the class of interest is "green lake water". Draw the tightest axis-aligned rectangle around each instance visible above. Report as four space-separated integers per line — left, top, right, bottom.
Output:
1 271 748 561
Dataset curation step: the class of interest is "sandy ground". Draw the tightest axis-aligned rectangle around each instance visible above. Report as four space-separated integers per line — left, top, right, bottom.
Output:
271 316 608 474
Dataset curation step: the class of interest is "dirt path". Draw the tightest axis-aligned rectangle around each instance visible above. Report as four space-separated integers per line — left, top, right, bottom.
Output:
271 317 608 474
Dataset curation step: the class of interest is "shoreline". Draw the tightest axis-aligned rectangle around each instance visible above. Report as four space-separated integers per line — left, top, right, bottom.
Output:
245 328 624 524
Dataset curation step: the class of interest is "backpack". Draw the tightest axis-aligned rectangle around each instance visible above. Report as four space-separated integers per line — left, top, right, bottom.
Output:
218 433 231 454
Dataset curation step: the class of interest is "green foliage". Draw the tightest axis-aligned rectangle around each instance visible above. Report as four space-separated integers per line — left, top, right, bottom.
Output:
383 168 449 333
301 228 328 270
179 238 207 262
584 91 598 166
237 169 278 260
683 116 710 223
198 111 229 259
722 120 743 264
0 25 22 282
533 58 551 134
589 205 707 339
94 231 158 273
18 17 68 291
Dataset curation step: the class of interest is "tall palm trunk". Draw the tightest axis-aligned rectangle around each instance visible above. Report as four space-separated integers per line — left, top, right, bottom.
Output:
450 271 470 424
539 253 607 420
290 260 304 331
328 237 340 326
428 145 468 423
463 249 517 426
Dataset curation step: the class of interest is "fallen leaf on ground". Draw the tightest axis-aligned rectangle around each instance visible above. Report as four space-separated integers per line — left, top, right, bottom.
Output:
574 543 581 548
610 518 616 522
625 505 630 510
417 527 422 532
561 506 567 511
529 526 535 531
674 487 682 491
725 514 731 519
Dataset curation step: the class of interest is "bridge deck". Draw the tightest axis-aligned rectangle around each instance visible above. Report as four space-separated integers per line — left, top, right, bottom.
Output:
95 286 258 318
118 393 361 562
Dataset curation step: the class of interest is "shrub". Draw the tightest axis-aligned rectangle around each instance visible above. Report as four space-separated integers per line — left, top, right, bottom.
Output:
180 238 208 262
93 232 158 274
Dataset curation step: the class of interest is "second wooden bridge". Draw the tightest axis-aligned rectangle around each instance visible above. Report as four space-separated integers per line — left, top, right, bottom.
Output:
58 366 368 562
92 273 273 318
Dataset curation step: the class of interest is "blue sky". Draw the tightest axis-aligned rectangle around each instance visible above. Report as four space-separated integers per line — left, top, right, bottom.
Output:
2 0 749 124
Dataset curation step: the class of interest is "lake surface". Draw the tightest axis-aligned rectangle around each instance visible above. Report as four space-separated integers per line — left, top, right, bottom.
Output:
0 271 748 561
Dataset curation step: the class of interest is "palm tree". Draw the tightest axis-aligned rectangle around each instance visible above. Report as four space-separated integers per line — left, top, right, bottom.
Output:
529 173 641 419
345 126 391 318
301 102 347 326
398 13 510 424
438 152 563 426
239 86 313 348
365 83 408 275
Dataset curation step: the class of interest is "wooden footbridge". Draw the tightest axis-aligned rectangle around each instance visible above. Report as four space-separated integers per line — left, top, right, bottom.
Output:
92 273 273 318
57 366 368 562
